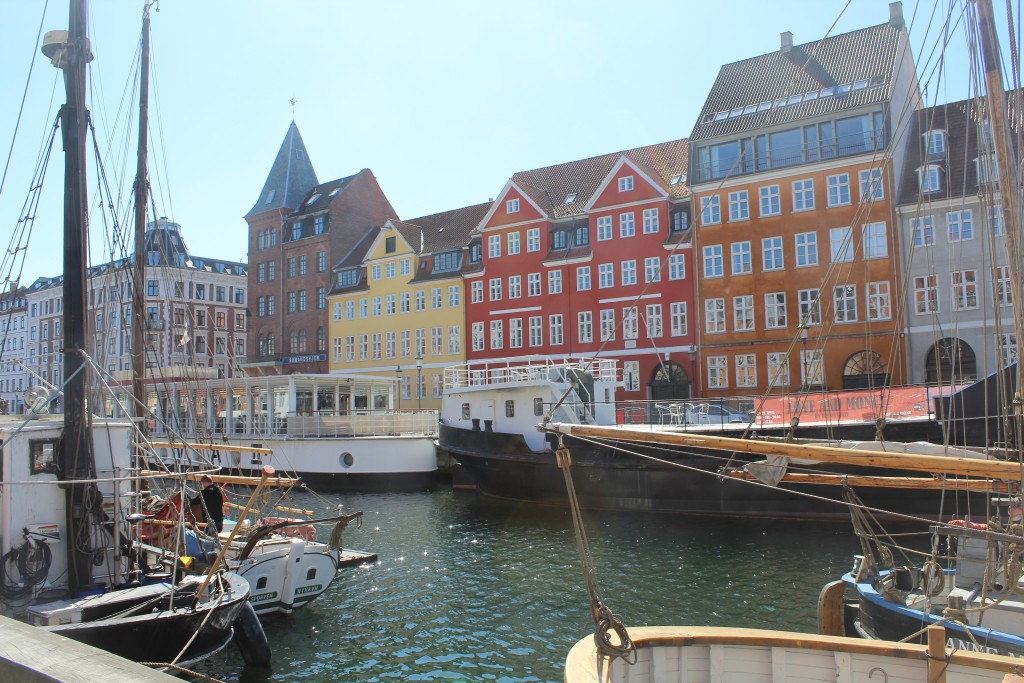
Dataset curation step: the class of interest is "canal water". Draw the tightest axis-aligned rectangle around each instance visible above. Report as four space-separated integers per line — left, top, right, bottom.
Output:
200 488 861 682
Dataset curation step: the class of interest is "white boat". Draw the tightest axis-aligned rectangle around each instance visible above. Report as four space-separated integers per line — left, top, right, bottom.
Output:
130 373 438 491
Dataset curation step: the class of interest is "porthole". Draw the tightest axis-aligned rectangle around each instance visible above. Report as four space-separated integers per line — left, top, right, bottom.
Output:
306 568 317 580
340 452 354 468
256 576 268 589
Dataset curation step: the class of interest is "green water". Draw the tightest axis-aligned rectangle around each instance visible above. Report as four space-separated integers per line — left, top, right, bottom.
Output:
199 489 859 682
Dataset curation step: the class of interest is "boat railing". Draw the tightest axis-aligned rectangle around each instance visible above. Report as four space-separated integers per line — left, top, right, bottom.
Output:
153 410 439 439
444 358 619 389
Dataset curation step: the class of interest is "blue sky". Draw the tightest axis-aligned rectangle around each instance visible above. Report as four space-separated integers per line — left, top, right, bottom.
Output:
0 0 1007 284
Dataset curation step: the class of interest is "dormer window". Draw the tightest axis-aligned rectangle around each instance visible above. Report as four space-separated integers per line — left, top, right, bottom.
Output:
265 189 276 204
552 230 568 250
506 198 520 214
292 222 302 240
564 193 577 204
469 243 481 263
670 172 686 184
618 176 634 192
328 187 341 198
314 216 326 235
337 270 358 288
574 225 589 247
147 251 160 266
306 193 321 206
385 236 396 253
976 155 999 185
917 165 942 193
924 130 945 158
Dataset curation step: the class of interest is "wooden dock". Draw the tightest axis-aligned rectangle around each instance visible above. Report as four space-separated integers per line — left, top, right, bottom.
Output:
339 549 378 568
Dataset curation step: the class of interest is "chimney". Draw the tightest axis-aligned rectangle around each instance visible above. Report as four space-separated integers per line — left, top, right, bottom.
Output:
889 1 904 28
780 31 793 52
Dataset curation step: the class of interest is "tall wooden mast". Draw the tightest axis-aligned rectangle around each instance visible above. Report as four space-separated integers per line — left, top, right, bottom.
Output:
976 0 1024 448
131 3 151 432
55 0 96 595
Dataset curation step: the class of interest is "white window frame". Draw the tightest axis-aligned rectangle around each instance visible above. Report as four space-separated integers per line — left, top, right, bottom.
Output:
759 185 780 216
793 179 814 211
728 190 749 221
826 173 851 206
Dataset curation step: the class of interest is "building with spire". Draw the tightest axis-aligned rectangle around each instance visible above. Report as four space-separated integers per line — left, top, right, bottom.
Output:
245 122 397 374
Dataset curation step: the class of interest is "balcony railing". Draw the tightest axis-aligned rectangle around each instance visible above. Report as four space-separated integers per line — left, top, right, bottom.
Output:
152 409 438 439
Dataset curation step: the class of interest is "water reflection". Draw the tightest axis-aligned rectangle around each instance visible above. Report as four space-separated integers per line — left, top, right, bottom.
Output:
201 490 858 682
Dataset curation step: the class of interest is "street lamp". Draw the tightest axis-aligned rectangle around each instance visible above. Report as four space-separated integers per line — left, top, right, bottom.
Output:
395 365 402 411
797 323 809 390
415 352 423 409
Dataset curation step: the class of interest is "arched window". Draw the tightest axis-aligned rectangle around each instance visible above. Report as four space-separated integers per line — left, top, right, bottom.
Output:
925 338 977 384
316 326 326 352
289 331 299 353
841 350 889 389
297 330 307 353
649 360 691 402
266 333 275 356
257 334 266 356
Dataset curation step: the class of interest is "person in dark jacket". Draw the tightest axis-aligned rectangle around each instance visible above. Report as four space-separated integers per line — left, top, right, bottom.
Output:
190 475 225 533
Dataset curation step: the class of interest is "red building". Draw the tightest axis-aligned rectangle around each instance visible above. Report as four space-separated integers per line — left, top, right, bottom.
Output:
465 141 696 402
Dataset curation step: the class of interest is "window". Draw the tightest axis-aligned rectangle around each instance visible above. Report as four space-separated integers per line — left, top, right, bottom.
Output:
548 270 562 294
644 257 660 283
925 129 945 157
358 334 368 361
298 255 307 275
794 232 818 267
918 165 942 192
578 311 593 343
618 176 634 192
670 302 688 336
552 230 568 250
830 227 853 263
448 325 461 354
291 222 302 240
526 228 540 252
952 270 978 310
867 281 891 320
999 333 1019 367
645 304 662 338
862 222 887 259
488 235 501 258
471 322 484 351
489 320 503 349
762 237 784 271
759 185 780 216
358 298 368 318
947 210 974 242
736 354 756 387
731 241 752 274
386 331 395 358
826 173 850 206
668 253 686 280
767 352 790 387
267 261 276 281
599 310 615 342
371 296 381 316
619 212 635 238
859 168 884 200
642 208 659 234
431 327 442 355
992 206 1005 236
914 274 939 314
598 263 614 288
596 216 612 241
798 289 821 325
976 155 998 184
508 275 522 299
470 281 483 304
507 231 521 255
793 179 814 211
384 261 395 278
671 210 689 233
400 258 411 275
577 266 591 291
705 298 726 334
707 356 728 389
506 198 520 213
700 195 721 225
416 290 426 311
622 307 638 339
489 279 502 301
369 263 380 281
528 316 543 347
257 263 266 283
621 260 637 286
833 285 857 322
194 283 206 300
287 291 297 313
527 273 541 296
317 287 326 309
728 190 749 221
764 292 786 328
448 285 460 307
147 280 159 297
385 294 396 315
401 330 411 357
995 266 1013 306
549 315 564 345
703 245 723 277
509 318 523 348
801 349 824 387
911 216 935 247
733 295 754 331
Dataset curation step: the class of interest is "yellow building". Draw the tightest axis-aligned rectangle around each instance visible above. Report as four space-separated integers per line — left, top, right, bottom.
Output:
327 203 490 410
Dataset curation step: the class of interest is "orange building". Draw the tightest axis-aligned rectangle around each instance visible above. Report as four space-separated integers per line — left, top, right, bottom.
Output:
688 5 919 397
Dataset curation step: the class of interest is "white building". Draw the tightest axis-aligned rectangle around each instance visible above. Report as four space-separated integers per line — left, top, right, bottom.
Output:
0 287 29 413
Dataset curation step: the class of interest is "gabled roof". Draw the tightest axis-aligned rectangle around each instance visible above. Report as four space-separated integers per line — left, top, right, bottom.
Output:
691 21 905 143
246 122 319 217
392 202 492 254
505 139 690 220
331 227 379 272
898 94 1024 206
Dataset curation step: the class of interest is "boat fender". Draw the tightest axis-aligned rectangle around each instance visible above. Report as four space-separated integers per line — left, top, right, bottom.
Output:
233 601 272 667
948 518 987 530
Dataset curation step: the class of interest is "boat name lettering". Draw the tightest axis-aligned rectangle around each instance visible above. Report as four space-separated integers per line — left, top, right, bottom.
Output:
946 637 1002 656
249 592 279 603
295 584 323 596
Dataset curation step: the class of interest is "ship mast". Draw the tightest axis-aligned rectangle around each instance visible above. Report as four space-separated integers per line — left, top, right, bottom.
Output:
53 0 96 594
131 3 151 435
976 0 1024 450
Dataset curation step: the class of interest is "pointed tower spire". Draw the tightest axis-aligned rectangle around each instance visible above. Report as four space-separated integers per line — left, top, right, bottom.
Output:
247 121 318 217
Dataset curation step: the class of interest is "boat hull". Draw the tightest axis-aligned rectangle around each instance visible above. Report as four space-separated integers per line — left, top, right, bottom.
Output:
440 424 982 520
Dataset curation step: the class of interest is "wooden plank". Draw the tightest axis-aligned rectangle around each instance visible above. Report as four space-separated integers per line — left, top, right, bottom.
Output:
818 580 846 636
928 624 947 683
724 471 1004 491
771 646 786 681
140 470 299 487
148 441 273 454
548 423 1024 481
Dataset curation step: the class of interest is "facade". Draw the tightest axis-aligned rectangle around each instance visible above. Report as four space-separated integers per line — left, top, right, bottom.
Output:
24 276 63 404
464 141 695 402
896 97 1018 383
328 203 489 410
245 122 396 375
0 287 29 413
688 5 919 398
